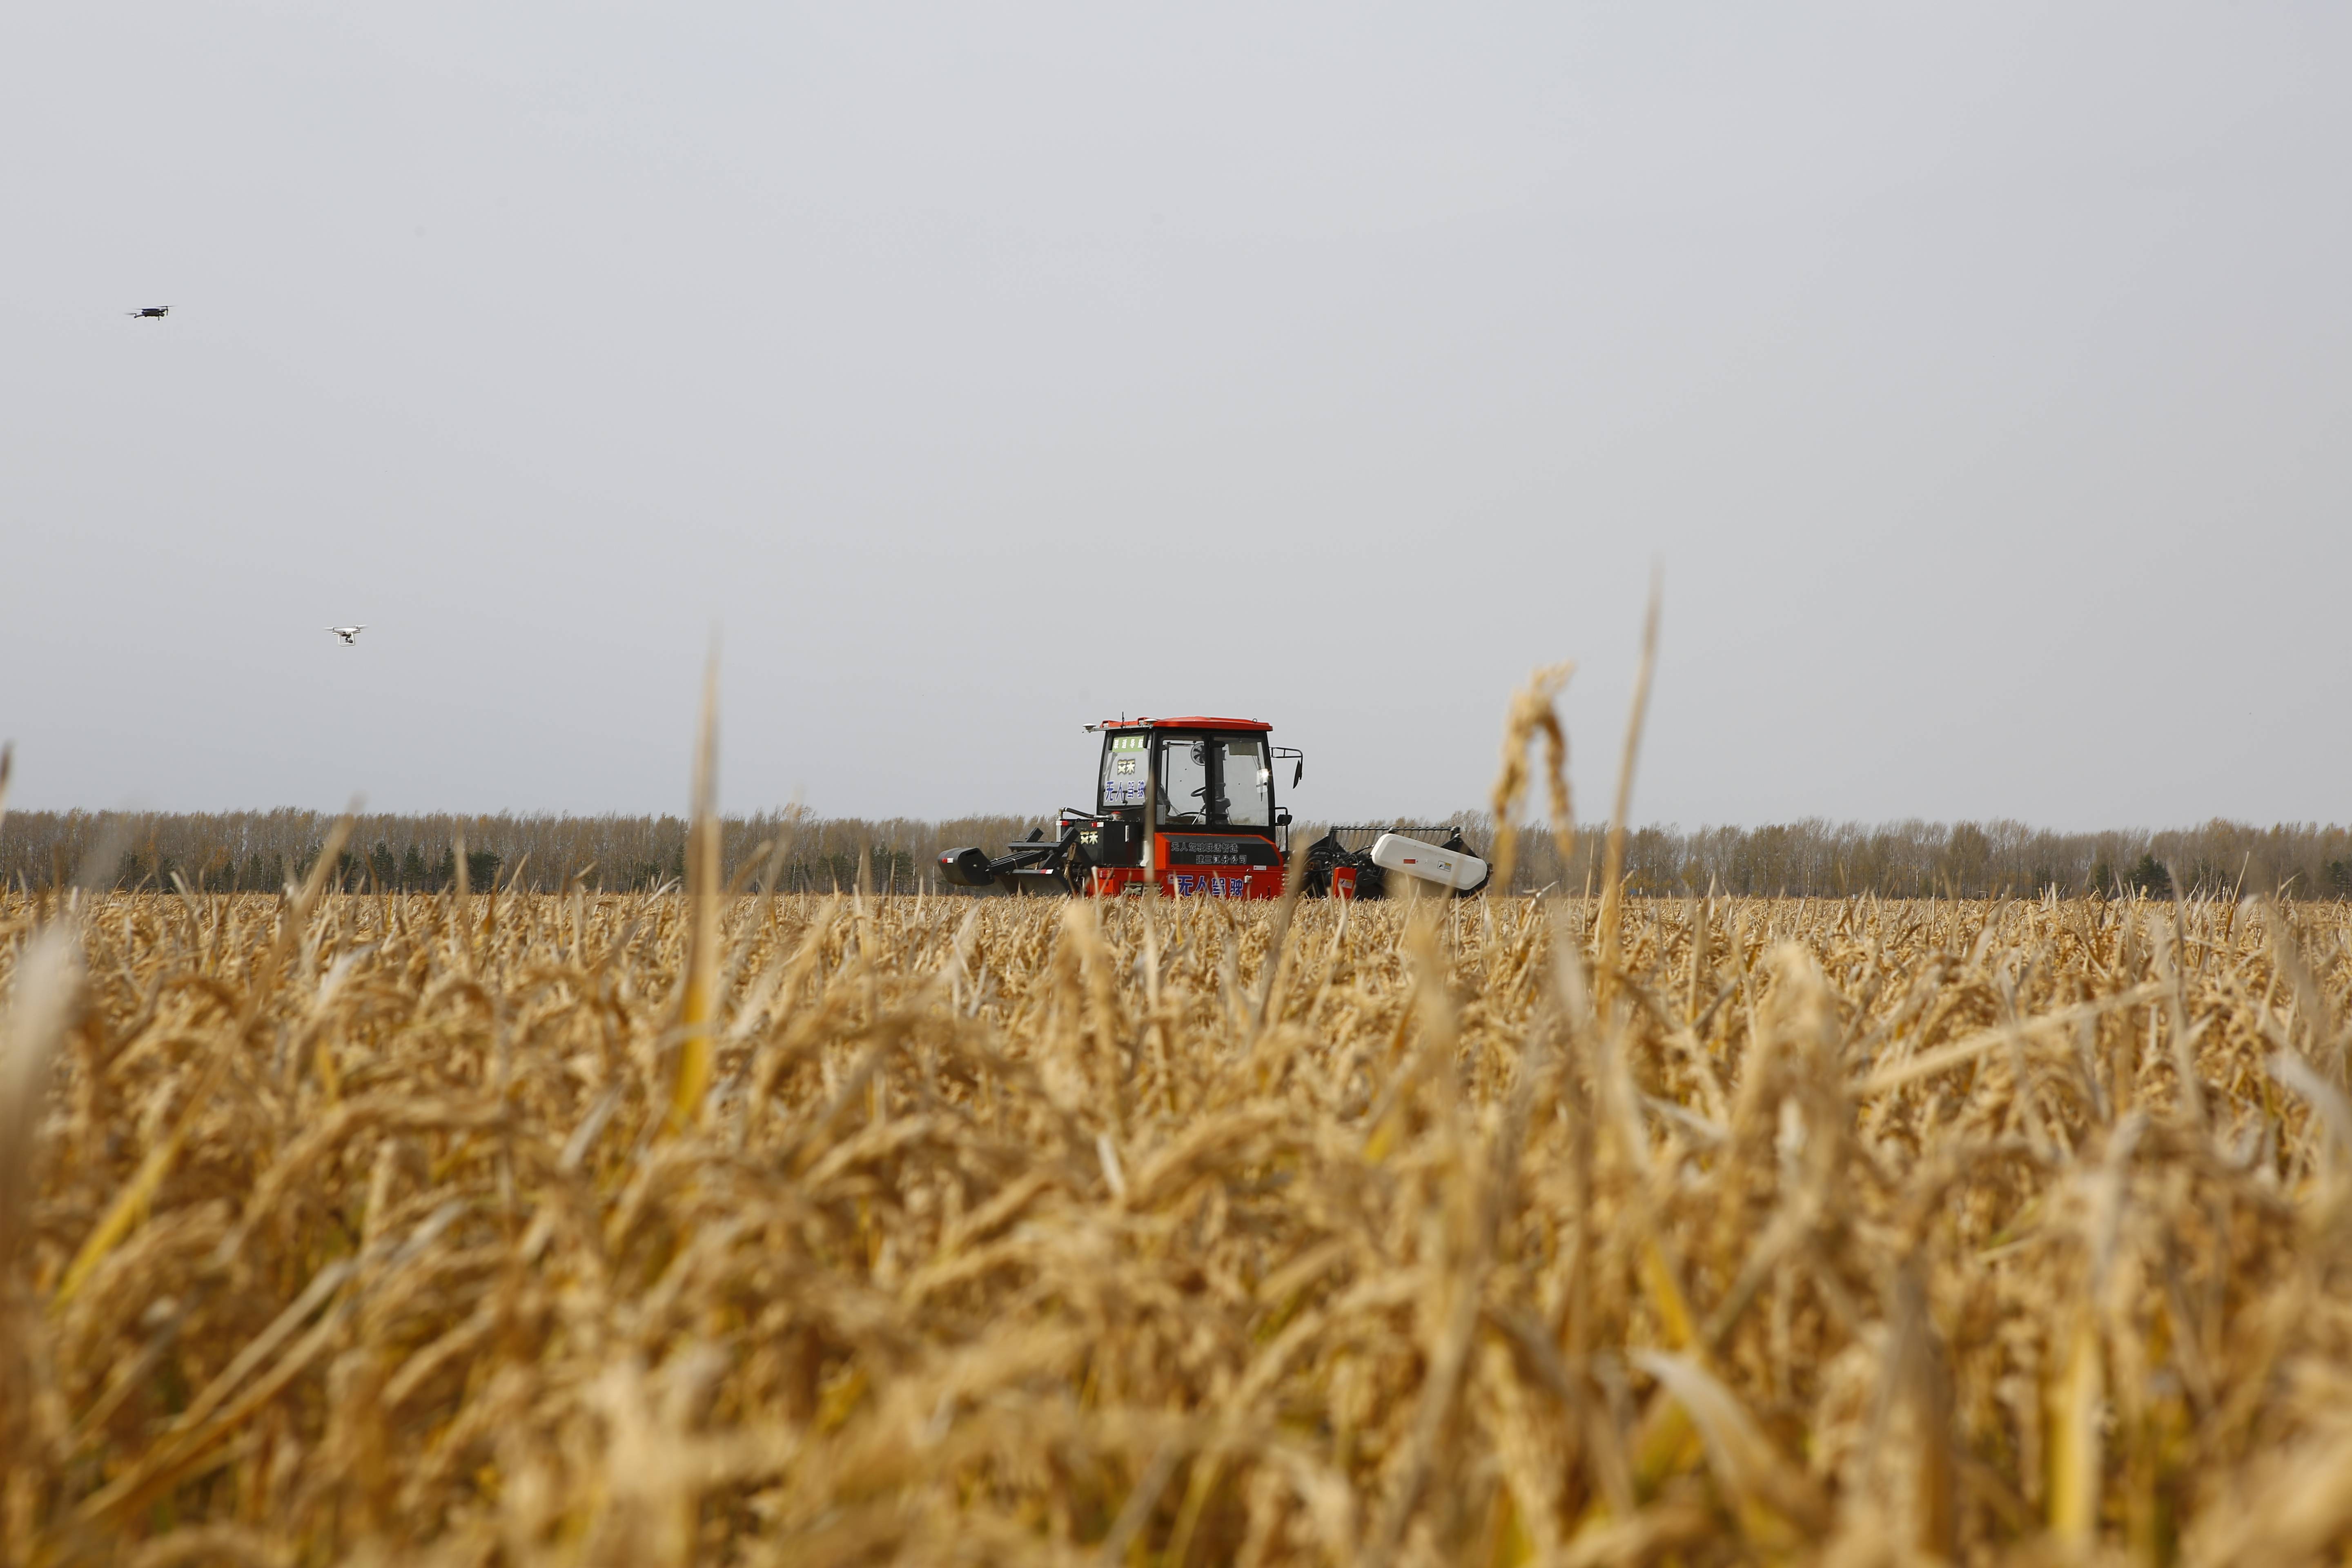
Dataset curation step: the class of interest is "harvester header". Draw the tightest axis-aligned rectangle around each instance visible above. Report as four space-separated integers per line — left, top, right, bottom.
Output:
936 715 1488 900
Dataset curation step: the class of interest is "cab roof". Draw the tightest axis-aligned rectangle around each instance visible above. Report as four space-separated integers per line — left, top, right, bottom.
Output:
1090 716 1272 733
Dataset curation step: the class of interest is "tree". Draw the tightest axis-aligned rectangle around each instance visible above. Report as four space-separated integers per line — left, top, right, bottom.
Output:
2129 853 2172 898
370 842 398 890
1942 822 1992 896
870 844 914 893
401 845 427 891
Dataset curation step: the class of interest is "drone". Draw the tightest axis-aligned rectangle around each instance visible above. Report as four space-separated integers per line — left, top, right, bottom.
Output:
326 626 366 645
127 306 169 319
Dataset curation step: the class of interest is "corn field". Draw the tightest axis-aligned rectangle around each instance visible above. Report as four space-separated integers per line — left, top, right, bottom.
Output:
5 866 2352 1567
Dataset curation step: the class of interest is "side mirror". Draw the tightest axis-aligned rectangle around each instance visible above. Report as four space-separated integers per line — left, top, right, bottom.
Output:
1292 761 1304 788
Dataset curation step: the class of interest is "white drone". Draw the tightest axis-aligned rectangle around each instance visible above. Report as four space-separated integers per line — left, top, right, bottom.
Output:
326 625 367 645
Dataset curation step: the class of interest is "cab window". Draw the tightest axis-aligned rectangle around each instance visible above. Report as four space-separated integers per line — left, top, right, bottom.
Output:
1221 737 1272 826
1154 732 1270 828
1157 735 1211 824
1099 733 1147 809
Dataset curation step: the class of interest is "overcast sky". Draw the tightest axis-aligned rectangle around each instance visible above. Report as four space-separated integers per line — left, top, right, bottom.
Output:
3 5 2346 829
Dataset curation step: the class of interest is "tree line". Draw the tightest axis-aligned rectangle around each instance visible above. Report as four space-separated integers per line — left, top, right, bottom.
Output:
0 808 1013 897
1487 815 2352 900
2 807 2348 900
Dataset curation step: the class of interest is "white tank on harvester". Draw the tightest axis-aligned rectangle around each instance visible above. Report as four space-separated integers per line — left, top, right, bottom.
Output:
1370 832 1489 892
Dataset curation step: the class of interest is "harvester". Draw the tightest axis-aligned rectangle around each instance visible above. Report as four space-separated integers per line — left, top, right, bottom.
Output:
935 715 1490 899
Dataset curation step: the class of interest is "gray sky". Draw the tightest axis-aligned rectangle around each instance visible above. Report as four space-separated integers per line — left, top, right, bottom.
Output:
4 5 2346 829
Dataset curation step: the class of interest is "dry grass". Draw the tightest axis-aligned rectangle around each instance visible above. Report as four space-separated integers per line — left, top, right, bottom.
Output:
4 871 2352 1567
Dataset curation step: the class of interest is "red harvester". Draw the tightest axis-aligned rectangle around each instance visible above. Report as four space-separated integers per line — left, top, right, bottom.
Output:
935 715 1489 899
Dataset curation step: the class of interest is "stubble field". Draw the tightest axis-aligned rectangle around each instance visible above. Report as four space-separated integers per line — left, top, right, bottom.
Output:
4 876 2352 1567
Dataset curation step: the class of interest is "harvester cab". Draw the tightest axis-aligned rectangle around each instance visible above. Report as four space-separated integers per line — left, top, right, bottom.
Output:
935 716 1491 900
